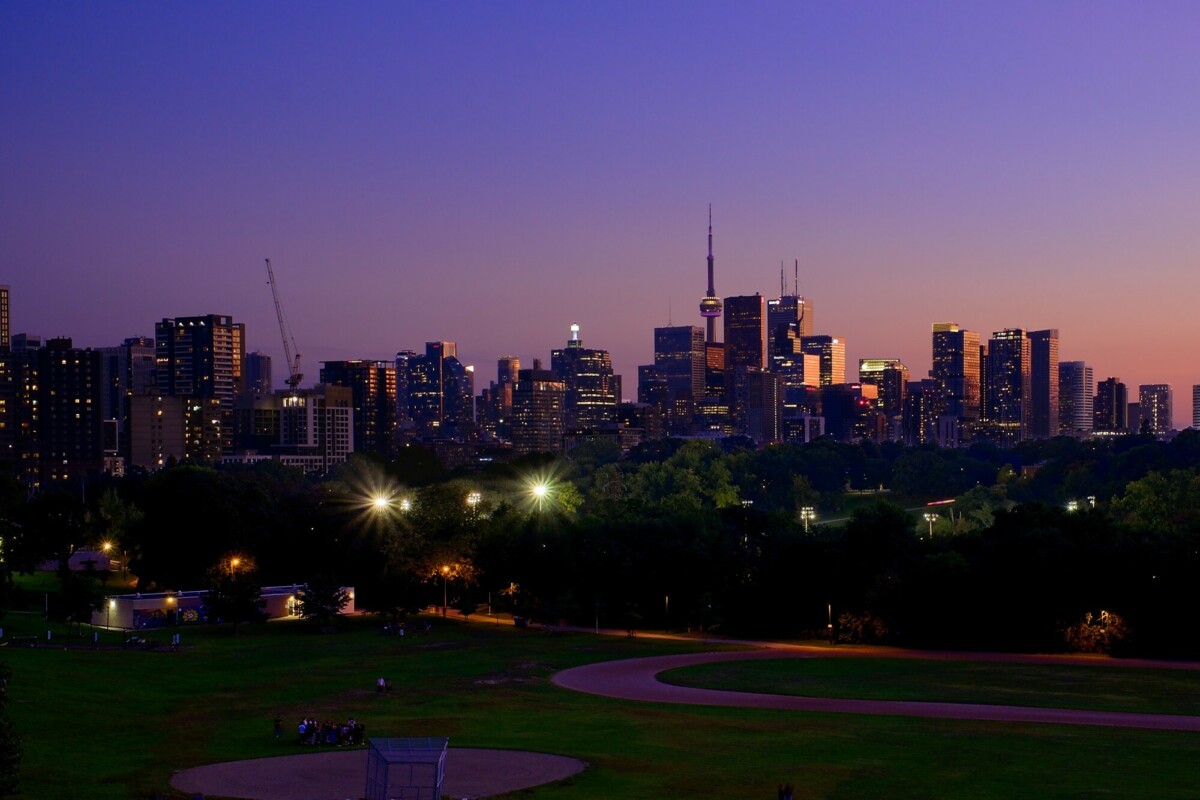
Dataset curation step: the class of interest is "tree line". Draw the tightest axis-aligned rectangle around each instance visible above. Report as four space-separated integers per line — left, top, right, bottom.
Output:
2 429 1199 657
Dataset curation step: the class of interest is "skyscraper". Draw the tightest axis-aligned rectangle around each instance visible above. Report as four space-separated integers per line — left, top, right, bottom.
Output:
931 323 981 421
1193 385 1200 430
986 328 1031 446
799 335 846 387
511 361 565 455
1057 361 1094 435
858 359 909 422
551 323 617 429
405 342 474 439
319 360 399 454
155 315 246 408
1138 384 1173 435
651 325 705 434
1093 377 1127 432
723 294 767 433
154 314 245 454
0 285 8 350
15 338 104 488
244 352 273 394
98 336 157 459
1029 329 1059 439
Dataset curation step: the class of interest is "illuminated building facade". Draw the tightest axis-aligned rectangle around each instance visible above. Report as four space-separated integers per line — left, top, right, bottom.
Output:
551 323 617 429
985 328 1031 446
404 342 474 440
799 335 846 387
320 360 398 454
511 361 565 455
1194 384 1200 430
1138 384 1173 435
11 338 104 488
1058 361 1093 435
931 322 981 421
857 358 909 420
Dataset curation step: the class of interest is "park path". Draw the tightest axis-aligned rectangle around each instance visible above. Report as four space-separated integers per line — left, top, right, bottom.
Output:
551 642 1200 732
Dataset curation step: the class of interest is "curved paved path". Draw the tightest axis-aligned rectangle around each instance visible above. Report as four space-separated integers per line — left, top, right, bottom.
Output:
552 645 1200 732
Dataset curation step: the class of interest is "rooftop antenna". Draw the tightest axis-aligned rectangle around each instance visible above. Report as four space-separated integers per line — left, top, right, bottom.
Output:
780 261 785 297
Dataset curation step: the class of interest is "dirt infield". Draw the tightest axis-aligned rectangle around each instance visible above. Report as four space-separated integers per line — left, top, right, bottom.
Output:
170 747 586 800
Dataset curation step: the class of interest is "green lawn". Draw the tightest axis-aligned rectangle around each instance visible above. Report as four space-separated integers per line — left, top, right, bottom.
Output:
3 614 1200 799
661 655 1200 716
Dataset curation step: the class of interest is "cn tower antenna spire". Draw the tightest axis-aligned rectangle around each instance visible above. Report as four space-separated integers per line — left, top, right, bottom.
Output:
699 205 722 343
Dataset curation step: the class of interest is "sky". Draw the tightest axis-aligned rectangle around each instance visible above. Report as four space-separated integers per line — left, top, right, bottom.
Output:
2 2 1199 427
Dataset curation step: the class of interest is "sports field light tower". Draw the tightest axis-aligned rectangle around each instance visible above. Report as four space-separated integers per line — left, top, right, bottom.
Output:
265 258 304 391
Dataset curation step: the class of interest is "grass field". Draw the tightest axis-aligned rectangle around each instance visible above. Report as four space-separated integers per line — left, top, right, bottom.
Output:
661 656 1200 716
2 611 1200 799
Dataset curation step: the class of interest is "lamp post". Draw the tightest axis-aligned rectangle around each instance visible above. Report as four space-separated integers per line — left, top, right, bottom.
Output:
800 507 815 533
441 564 450 618
924 512 938 538
229 557 241 577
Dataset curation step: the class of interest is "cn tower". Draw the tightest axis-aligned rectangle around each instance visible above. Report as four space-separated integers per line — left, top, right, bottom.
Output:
698 205 722 343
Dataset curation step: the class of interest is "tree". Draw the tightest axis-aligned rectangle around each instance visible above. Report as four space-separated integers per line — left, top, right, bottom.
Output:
296 577 350 626
205 554 264 634
55 566 106 635
0 662 19 797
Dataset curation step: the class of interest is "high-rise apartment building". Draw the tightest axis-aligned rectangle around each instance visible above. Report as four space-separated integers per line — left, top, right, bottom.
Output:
320 360 399 454
986 328 1031 446
931 323 981 421
224 385 354 474
244 352 273 394
1193 385 1200 430
1093 377 1127 432
1138 384 1173 435
14 338 104 488
1029 329 1059 439
511 361 565 455
155 315 246 407
128 395 223 470
799 335 846 387
1057 361 1094 435
551 323 617 429
0 285 8 350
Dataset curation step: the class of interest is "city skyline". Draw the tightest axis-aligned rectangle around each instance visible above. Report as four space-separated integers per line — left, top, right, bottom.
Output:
4 4 1199 428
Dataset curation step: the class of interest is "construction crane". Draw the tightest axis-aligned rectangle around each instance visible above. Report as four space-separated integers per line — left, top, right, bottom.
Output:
265 258 303 391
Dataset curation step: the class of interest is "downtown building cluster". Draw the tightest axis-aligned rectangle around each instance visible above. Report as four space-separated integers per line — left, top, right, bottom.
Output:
0 226 1194 488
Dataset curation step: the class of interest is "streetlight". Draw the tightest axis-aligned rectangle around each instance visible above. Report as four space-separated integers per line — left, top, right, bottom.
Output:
400 498 412 512
372 495 390 512
531 483 549 505
441 564 451 617
1066 500 1079 513
466 491 481 509
1087 495 1096 509
228 557 241 577
924 512 938 538
800 507 816 533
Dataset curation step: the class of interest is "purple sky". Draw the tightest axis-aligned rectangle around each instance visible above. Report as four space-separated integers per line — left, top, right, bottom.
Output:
3 3 1199 427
